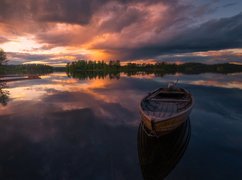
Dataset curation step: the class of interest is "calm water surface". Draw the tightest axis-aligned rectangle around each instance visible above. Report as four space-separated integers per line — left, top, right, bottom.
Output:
0 72 242 179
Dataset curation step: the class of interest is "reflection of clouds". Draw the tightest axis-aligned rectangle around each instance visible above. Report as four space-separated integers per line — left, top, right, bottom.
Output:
191 80 242 89
3 73 152 126
1 72 242 179
3 73 242 124
2 72 242 127
154 73 242 90
5 74 114 102
0 102 142 179
166 84 242 179
41 89 139 126
2 73 145 125
191 85 242 118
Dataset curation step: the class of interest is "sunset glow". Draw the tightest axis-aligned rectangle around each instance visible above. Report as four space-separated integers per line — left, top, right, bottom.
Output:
0 0 242 66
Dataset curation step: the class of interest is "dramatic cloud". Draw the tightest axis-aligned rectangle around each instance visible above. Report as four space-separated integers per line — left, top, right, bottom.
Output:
0 0 242 65
119 12 242 59
157 49 242 64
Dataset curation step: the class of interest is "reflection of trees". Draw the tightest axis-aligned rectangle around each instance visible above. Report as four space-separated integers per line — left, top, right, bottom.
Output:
138 119 191 180
67 71 165 80
68 71 121 80
0 82 9 106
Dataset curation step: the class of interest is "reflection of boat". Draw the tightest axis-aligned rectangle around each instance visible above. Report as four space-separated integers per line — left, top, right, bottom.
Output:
139 83 194 135
138 119 191 180
0 75 41 82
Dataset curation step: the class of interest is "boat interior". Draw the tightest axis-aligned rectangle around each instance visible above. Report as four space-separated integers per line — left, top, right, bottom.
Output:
141 88 192 120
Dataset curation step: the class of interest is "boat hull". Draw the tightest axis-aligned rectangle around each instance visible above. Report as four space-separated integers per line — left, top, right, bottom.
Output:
139 87 194 135
140 107 192 135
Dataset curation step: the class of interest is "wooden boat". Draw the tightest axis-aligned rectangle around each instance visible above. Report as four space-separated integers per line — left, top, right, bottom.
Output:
139 83 194 135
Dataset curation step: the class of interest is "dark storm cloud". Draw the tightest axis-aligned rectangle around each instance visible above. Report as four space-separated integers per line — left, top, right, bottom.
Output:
175 12 242 51
0 101 140 179
157 53 242 64
222 2 237 8
193 3 216 17
0 0 168 25
0 0 94 25
36 33 72 47
34 0 104 25
0 0 29 22
98 6 145 33
34 0 169 25
117 12 242 59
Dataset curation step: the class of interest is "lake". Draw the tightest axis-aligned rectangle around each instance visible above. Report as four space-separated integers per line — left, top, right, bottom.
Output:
0 72 242 179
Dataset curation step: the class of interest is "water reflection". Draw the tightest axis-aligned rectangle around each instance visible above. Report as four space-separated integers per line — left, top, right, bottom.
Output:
68 71 164 80
0 105 142 179
0 72 242 179
0 75 41 106
67 71 242 90
0 82 9 106
138 119 191 180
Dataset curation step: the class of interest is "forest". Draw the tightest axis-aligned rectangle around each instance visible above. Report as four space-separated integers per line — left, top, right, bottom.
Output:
66 60 242 79
0 64 53 75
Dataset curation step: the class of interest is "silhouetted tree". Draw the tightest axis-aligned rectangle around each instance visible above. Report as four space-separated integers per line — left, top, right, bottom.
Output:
0 49 7 65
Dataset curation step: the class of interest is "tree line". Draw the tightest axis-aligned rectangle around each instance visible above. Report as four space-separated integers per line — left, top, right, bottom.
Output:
66 60 121 72
0 49 53 75
0 64 53 75
66 60 242 76
0 49 7 65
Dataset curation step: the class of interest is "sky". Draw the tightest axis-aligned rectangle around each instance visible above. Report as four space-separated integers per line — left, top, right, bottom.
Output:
0 0 242 66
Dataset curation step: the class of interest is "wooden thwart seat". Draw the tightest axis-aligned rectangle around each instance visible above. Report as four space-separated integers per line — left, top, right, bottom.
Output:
150 98 190 102
144 102 178 120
